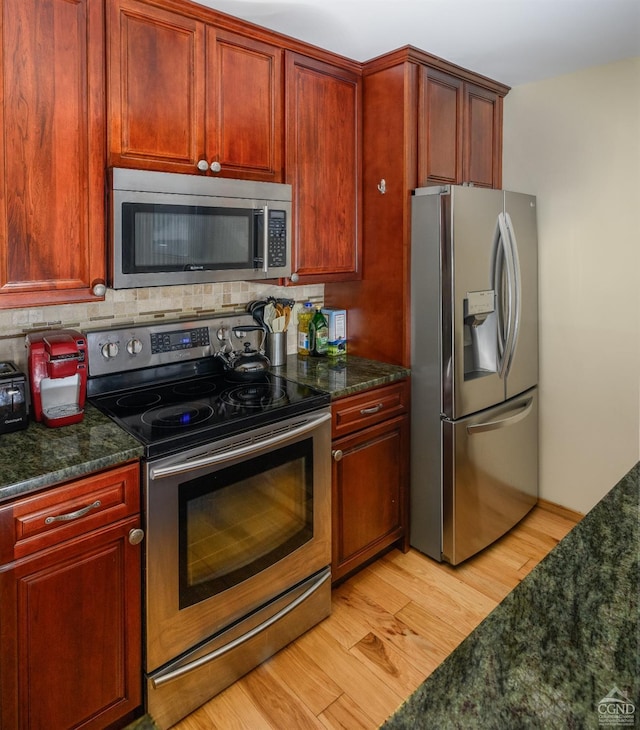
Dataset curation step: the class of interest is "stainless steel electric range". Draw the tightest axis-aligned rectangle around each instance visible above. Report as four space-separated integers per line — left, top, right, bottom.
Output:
85 312 332 730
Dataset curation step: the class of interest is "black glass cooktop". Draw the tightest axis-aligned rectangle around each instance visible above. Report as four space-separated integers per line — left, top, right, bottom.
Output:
89 371 330 459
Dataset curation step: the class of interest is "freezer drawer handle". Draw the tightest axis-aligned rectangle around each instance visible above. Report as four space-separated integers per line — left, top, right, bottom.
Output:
466 398 533 435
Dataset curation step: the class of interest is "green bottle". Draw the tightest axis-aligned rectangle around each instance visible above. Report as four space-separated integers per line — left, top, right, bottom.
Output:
309 306 329 357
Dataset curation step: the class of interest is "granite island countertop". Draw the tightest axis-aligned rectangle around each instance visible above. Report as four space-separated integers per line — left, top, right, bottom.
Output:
273 354 410 399
382 462 640 729
0 403 143 504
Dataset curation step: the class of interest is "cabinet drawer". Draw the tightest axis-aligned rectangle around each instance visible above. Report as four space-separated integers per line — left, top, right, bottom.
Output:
331 380 409 438
0 462 140 562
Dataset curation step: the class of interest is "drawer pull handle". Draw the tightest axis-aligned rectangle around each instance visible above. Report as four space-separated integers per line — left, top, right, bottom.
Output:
45 500 102 525
360 403 384 415
332 449 344 462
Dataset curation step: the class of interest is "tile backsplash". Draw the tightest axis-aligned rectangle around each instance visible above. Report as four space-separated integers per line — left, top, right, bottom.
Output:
0 281 324 372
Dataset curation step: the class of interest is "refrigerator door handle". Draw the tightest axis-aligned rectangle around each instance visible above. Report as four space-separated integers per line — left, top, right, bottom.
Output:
503 212 522 378
494 213 515 379
466 396 533 434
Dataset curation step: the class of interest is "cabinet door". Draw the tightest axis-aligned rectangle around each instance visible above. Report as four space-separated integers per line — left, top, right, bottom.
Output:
0 516 142 730
332 415 409 582
418 67 464 186
0 0 105 309
285 52 362 283
207 28 283 181
463 81 503 189
418 67 503 189
108 0 205 172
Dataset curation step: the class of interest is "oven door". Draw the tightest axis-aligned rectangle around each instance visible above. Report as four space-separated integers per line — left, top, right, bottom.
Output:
144 408 331 673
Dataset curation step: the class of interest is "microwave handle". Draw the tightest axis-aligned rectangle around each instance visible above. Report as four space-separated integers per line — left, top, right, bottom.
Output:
262 203 269 274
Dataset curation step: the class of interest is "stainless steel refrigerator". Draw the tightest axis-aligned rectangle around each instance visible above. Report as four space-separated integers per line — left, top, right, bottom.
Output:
410 185 538 565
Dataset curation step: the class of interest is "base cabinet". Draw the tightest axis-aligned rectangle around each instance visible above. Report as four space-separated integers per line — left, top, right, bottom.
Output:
331 381 409 583
0 463 142 730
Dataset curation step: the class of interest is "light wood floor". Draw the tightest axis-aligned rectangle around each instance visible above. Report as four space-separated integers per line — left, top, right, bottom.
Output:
173 503 581 730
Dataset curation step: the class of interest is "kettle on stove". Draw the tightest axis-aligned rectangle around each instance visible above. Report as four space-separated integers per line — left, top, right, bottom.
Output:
215 325 271 381
26 329 88 427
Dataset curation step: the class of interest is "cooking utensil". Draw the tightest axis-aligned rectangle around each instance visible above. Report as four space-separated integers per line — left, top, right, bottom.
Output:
263 302 276 332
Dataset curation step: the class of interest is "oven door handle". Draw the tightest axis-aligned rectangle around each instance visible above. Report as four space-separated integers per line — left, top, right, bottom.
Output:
149 411 331 480
150 567 331 688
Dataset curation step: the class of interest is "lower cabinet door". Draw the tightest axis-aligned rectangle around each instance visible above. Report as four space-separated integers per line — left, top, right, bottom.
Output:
331 415 409 582
0 516 142 730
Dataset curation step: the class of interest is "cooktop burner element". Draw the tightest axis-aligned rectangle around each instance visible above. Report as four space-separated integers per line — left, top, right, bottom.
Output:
141 402 215 429
116 392 162 409
85 314 330 458
221 382 288 409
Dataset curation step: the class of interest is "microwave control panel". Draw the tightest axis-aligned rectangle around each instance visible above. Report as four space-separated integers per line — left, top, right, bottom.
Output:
267 210 287 268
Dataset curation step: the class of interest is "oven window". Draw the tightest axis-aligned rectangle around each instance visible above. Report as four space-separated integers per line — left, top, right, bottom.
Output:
178 439 313 609
122 203 255 272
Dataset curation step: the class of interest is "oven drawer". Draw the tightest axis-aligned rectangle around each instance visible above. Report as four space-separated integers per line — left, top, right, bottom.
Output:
0 462 140 562
332 380 409 439
146 567 331 730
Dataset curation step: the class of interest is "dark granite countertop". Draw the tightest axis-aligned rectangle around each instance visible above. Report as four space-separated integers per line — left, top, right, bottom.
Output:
382 462 640 729
273 354 410 399
0 404 143 504
0 355 405 505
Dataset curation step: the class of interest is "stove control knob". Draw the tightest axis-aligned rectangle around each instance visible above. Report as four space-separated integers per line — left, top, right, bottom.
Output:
126 338 143 356
101 341 119 359
216 326 229 341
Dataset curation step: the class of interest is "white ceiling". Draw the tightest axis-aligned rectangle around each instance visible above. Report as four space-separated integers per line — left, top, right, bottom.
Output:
194 0 640 86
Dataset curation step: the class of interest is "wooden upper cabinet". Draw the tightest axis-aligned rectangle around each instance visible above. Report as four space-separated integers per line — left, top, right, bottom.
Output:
107 0 283 181
419 66 503 189
285 52 362 284
463 81 503 189
0 0 106 309
419 67 464 186
207 29 283 180
107 0 205 170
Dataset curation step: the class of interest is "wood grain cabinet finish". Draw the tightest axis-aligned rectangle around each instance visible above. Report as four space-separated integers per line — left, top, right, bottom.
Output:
325 49 508 367
107 0 283 181
331 381 410 583
0 0 106 309
0 463 142 730
285 52 362 284
419 67 502 188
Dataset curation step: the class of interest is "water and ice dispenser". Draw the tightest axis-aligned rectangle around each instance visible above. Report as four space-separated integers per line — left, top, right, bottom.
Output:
463 290 497 378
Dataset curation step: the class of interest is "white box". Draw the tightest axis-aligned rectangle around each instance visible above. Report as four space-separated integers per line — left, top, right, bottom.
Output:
321 307 347 356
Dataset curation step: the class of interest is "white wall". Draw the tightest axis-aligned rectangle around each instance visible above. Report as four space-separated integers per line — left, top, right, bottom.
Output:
502 57 640 514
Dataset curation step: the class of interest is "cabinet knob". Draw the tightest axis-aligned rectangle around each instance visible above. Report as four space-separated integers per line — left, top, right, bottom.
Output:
210 161 222 173
128 528 145 546
196 159 209 172
289 272 299 283
92 281 106 297
332 449 343 462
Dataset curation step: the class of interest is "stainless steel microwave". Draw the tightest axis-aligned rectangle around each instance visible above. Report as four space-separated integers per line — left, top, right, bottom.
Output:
109 168 292 289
